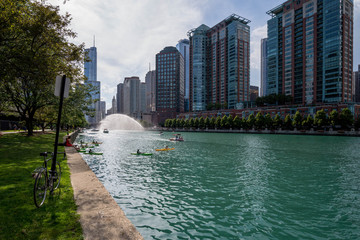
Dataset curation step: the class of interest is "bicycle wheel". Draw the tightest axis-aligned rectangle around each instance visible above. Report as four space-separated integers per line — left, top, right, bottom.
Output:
34 168 47 208
53 161 61 190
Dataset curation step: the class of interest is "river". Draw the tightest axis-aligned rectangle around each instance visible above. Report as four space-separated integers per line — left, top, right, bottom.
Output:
77 131 360 239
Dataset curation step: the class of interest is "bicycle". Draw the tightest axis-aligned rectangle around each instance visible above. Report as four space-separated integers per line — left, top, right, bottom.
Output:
33 151 65 208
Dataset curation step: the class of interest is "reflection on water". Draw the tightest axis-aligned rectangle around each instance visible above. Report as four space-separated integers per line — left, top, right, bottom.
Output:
77 131 360 239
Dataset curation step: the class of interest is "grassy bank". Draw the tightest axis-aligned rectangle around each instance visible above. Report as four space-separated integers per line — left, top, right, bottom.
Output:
0 132 83 239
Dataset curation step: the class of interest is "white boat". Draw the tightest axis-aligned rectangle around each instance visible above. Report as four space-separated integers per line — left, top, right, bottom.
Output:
103 129 109 133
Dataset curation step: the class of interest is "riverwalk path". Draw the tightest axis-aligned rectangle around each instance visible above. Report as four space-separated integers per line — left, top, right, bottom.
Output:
65 146 143 240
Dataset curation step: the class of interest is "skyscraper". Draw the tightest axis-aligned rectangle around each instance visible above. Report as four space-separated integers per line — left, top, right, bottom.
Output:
188 14 251 111
123 76 141 118
176 39 190 112
266 0 354 104
145 70 156 113
355 65 360 102
260 38 268 97
156 46 184 124
84 44 101 124
116 83 124 114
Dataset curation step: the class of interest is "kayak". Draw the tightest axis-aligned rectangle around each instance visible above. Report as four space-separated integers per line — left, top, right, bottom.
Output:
131 153 153 156
155 148 175 151
83 152 103 155
77 150 86 153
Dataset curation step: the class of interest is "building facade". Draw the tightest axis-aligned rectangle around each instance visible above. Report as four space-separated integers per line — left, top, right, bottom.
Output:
145 70 156 113
156 46 185 124
355 65 360 102
188 14 251 111
123 76 141 118
260 38 268 97
84 46 101 125
266 0 354 104
116 83 124 114
176 39 190 112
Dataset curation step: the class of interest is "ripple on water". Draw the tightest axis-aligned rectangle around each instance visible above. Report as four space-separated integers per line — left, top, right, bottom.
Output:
78 131 360 239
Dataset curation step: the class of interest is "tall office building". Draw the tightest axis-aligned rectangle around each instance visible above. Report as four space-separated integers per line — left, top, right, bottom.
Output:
100 101 106 119
111 96 117 114
156 46 185 124
355 65 360 102
116 83 124 114
84 44 101 124
260 38 268 97
123 76 141 118
145 70 156 113
188 14 251 111
176 39 190 112
139 82 146 114
266 0 354 104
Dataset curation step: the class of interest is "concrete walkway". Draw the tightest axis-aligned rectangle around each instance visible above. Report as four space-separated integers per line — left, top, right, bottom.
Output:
65 147 143 240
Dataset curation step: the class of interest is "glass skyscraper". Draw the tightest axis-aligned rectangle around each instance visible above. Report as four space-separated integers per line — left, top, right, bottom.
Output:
266 0 354 104
261 38 268 97
84 45 101 124
156 46 185 124
188 14 251 111
176 39 190 112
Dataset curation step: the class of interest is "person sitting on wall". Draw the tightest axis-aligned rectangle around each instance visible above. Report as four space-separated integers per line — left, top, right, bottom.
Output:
65 136 73 147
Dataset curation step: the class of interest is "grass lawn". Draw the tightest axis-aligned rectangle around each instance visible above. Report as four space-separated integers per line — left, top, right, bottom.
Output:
0 132 83 239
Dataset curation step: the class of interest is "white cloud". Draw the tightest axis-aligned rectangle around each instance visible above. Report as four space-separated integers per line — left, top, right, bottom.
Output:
49 0 204 105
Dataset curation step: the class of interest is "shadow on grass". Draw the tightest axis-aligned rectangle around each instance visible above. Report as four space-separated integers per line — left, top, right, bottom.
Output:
0 133 83 239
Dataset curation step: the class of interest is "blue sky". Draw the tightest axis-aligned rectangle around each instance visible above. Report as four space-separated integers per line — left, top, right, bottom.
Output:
49 0 359 109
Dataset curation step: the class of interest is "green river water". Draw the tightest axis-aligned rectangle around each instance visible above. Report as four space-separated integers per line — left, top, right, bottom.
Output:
77 131 360 239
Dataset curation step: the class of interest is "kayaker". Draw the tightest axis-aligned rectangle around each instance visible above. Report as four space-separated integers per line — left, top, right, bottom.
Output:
165 145 169 149
89 149 93 153
137 149 142 154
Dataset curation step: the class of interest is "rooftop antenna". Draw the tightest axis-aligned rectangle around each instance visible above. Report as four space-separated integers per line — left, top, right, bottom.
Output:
149 62 151 71
93 35 95 47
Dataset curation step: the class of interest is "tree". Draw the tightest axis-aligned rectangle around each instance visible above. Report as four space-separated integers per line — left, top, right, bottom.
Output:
284 114 293 130
247 113 255 129
329 110 339 128
204 117 210 129
220 115 227 129
302 114 314 130
226 115 233 129
339 108 353 130
255 112 265 129
292 111 303 129
264 113 273 129
189 118 194 128
199 117 205 129
184 118 189 129
233 116 241 129
209 117 215 129
273 114 283 129
314 109 328 128
1 1 85 135
215 116 221 128
194 117 199 129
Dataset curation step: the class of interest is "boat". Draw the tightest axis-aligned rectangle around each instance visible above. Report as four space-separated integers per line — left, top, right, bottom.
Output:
103 129 109 133
83 152 103 155
131 153 153 156
169 134 184 141
91 129 99 132
155 148 175 151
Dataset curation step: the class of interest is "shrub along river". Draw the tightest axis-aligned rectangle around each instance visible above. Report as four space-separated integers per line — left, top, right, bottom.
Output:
77 131 360 239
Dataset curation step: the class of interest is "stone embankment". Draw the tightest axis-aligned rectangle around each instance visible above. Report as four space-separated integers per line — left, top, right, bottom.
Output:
154 127 360 137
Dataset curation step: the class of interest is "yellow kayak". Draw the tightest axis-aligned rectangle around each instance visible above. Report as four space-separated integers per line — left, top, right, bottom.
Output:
155 148 175 151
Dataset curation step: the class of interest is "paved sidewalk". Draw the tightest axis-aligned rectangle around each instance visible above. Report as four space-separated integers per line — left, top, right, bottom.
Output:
65 147 143 240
